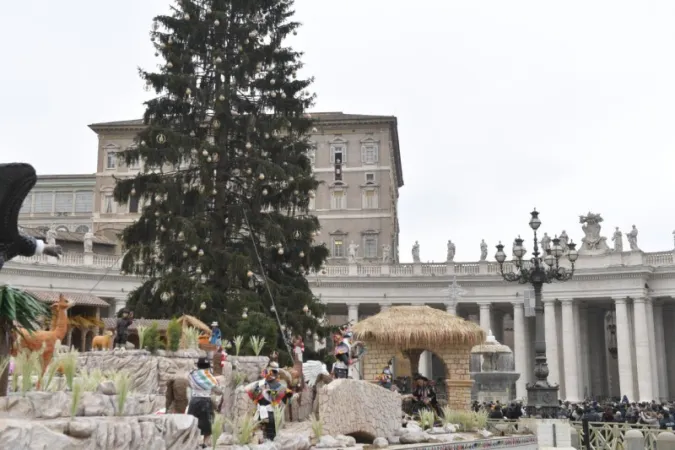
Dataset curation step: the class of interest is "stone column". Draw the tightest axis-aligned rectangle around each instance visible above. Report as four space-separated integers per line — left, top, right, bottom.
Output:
380 303 391 312
560 299 580 402
479 303 491 334
492 310 505 343
577 304 590 399
114 298 127 314
419 351 433 379
512 302 527 400
543 299 561 390
654 302 669 400
645 299 659 400
613 297 637 401
632 297 654 401
347 303 359 325
445 303 457 315
588 308 607 397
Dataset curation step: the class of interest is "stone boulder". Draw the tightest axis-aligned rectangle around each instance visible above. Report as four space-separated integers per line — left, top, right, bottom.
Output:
0 392 164 419
78 349 202 394
228 356 269 382
318 380 401 441
0 414 200 450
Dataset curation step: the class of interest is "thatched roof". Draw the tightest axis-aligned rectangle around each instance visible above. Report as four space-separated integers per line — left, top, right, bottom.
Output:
352 305 485 348
177 315 210 333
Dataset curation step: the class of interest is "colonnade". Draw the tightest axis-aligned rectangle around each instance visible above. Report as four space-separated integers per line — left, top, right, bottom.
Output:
335 297 675 402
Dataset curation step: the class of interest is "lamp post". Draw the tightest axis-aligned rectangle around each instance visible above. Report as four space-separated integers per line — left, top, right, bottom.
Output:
494 209 579 418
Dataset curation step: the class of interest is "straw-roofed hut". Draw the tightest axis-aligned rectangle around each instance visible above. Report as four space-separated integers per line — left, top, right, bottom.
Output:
352 305 485 411
176 315 210 333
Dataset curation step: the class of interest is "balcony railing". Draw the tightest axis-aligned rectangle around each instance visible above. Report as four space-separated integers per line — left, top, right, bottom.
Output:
5 249 674 276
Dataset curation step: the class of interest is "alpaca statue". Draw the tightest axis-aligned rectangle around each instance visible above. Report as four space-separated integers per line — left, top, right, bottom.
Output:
13 295 73 378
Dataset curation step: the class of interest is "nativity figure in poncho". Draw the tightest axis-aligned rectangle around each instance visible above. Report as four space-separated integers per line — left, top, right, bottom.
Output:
244 361 293 441
331 326 366 379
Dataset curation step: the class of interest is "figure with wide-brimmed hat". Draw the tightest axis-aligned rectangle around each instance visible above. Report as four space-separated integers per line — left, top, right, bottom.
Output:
411 373 442 417
244 361 293 441
187 356 221 448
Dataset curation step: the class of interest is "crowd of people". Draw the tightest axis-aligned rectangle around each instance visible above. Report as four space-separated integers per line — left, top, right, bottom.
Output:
471 398 675 430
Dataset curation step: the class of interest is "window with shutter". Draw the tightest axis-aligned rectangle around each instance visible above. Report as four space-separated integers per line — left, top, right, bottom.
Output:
330 190 345 209
33 192 53 213
330 144 346 165
331 238 345 258
103 194 114 214
74 192 93 213
106 151 117 169
20 195 32 214
363 235 378 258
362 189 378 209
129 196 140 213
361 144 378 164
54 192 73 213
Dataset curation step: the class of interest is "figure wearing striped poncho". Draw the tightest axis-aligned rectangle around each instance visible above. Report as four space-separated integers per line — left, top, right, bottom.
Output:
188 369 219 398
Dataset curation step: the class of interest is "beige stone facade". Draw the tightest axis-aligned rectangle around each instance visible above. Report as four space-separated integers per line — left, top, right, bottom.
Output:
87 112 404 260
18 174 95 234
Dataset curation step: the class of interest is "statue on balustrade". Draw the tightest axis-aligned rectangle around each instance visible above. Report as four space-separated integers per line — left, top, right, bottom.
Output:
579 212 610 254
626 225 640 251
348 241 359 263
559 230 569 253
479 239 488 261
540 232 551 252
381 244 391 263
412 241 420 263
46 224 57 246
446 240 456 262
0 163 63 272
83 231 94 253
612 227 623 252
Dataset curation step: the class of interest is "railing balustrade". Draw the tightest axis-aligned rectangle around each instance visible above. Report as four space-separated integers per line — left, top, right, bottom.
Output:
487 419 664 449
6 249 675 275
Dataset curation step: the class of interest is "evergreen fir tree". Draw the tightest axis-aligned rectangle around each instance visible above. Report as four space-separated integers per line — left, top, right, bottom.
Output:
113 0 329 350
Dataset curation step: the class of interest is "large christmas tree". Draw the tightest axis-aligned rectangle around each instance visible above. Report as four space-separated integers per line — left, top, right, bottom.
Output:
113 0 329 354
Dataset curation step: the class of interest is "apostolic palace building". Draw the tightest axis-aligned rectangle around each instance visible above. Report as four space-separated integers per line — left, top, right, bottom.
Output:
4 113 675 406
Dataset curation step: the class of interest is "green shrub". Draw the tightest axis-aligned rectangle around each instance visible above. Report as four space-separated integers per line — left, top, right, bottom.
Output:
59 349 79 391
136 325 147 350
114 371 132 416
235 311 277 355
417 408 436 430
226 411 259 445
212 413 226 449
310 414 323 438
167 318 182 352
143 322 160 353
182 327 200 350
249 336 266 356
70 379 84 417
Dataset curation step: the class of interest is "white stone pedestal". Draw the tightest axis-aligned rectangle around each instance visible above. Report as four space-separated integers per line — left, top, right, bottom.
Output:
520 418 573 449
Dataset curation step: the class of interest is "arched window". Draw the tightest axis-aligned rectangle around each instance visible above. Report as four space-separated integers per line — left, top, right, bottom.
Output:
75 225 90 233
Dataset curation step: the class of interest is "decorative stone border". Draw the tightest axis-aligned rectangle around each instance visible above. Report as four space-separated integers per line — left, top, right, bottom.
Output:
397 435 537 450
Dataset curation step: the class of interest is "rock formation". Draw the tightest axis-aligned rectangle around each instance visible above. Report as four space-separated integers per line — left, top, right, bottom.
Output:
318 379 401 441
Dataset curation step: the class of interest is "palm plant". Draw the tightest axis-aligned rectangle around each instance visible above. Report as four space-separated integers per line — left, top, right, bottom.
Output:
0 286 50 396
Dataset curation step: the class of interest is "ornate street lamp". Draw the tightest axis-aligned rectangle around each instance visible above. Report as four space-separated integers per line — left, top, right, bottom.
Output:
494 209 578 418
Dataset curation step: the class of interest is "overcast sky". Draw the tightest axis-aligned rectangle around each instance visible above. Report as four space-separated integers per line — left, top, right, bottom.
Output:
3 1 675 262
